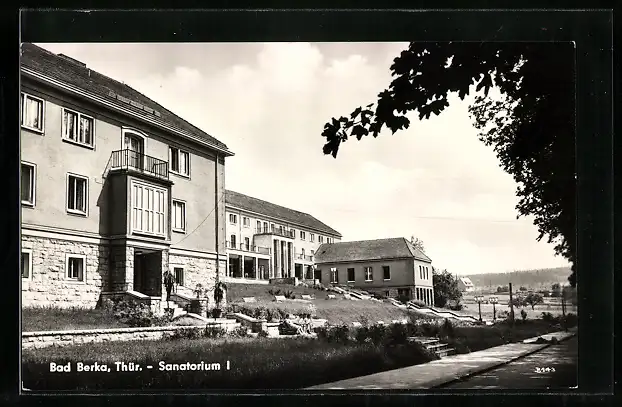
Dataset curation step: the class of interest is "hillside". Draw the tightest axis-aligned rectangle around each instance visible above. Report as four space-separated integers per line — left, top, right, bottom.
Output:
464 267 572 290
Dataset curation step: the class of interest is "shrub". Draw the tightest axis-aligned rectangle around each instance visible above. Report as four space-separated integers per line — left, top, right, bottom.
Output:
541 311 556 323
110 298 156 327
439 319 455 339
354 326 371 344
396 294 411 304
314 326 329 341
448 302 463 311
367 324 388 346
520 309 528 321
563 313 578 328
164 327 204 340
328 325 351 344
205 325 226 338
283 290 296 299
267 289 282 296
410 300 427 307
386 323 409 345
230 326 249 338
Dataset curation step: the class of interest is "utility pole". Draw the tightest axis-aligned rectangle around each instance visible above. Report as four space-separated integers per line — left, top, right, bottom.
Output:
509 282 515 326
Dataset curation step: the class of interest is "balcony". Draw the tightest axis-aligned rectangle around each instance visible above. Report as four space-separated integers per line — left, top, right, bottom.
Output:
255 227 295 239
226 241 271 255
296 253 314 262
109 149 169 180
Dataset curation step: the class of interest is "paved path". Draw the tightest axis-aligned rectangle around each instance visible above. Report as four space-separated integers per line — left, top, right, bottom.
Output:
307 329 576 390
441 336 577 389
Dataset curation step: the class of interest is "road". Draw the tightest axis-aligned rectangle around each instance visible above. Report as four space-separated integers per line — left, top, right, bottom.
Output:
441 336 577 389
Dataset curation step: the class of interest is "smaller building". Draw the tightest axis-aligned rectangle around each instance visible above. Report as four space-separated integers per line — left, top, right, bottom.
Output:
314 237 434 305
457 277 475 292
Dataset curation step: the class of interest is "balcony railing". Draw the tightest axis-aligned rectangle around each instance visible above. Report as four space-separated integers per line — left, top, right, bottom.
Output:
255 227 295 239
109 149 169 179
226 241 271 255
296 253 314 261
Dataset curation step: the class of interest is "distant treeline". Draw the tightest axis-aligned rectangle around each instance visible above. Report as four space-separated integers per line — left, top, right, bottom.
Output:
464 267 571 289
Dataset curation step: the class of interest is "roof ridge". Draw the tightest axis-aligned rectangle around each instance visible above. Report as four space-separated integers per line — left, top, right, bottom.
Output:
226 190 314 217
21 43 230 152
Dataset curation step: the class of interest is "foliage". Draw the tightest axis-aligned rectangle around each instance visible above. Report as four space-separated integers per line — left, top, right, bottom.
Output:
410 236 426 253
320 42 576 286
551 283 562 298
520 309 528 321
194 284 206 298
432 268 462 308
496 285 510 293
396 294 411 304
267 288 282 296
448 302 464 311
523 292 545 310
563 286 578 306
519 286 528 291
439 319 455 339
283 290 296 299
508 296 525 309
164 327 204 341
108 298 171 328
409 299 427 307
204 325 227 338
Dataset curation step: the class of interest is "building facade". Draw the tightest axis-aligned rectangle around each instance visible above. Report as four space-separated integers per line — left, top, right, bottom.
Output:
314 237 435 305
224 190 341 282
458 277 475 292
20 43 233 310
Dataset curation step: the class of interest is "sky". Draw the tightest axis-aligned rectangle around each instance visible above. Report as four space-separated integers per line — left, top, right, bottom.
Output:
35 42 571 275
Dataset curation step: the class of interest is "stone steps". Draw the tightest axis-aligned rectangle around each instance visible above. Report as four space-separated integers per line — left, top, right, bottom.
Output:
409 336 456 358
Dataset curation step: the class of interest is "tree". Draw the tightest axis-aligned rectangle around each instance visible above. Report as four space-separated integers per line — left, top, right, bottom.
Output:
410 236 425 253
508 296 525 308
320 42 576 287
523 292 544 310
551 283 562 298
519 286 527 291
432 268 462 308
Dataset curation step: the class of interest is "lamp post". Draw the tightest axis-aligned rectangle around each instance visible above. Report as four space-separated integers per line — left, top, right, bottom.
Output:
474 295 484 322
489 296 498 322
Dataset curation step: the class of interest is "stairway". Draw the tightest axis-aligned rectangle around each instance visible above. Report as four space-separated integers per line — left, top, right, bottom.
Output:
161 301 186 318
409 336 455 358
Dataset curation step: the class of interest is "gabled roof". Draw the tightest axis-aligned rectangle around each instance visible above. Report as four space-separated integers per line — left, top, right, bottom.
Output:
459 277 474 286
315 237 432 264
20 43 232 155
225 190 341 237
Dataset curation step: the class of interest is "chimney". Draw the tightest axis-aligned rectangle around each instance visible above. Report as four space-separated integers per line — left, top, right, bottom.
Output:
58 53 87 68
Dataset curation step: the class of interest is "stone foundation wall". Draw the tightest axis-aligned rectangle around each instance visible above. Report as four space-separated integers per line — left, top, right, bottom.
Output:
22 322 241 350
169 254 227 310
21 236 109 308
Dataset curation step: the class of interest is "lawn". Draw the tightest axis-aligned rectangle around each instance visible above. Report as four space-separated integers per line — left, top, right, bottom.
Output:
22 306 130 332
458 301 578 321
22 336 436 390
227 283 321 302
444 318 575 354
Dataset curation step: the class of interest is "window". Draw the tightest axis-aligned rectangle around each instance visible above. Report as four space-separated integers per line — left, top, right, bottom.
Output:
319 236 324 243
130 181 166 236
256 220 261 230
270 223 275 232
229 214 237 224
66 174 88 215
244 237 250 249
172 200 186 232
66 254 85 281
62 108 94 147
383 266 391 280
263 221 268 232
169 147 190 177
230 234 237 247
347 268 355 282
302 248 305 256
243 217 250 227
364 267 373 281
21 162 36 206
300 231 306 240
21 249 32 279
174 267 185 286
20 93 44 132
330 267 339 284
310 233 315 242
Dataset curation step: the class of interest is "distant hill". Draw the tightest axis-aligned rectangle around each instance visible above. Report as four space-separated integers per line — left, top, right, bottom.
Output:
464 267 572 290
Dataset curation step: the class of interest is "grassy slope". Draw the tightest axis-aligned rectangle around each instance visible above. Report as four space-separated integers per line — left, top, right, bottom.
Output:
227 283 438 325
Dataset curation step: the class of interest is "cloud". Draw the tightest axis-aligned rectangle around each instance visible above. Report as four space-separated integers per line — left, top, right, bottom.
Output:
34 42 570 275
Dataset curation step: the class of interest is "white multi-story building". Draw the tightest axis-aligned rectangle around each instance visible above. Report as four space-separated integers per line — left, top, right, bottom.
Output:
224 190 341 282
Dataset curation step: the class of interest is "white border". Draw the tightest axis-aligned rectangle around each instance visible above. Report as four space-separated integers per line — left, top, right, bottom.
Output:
20 92 45 134
20 161 36 207
61 107 95 149
21 248 33 281
65 172 89 216
168 146 191 179
65 253 87 283
172 199 187 233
